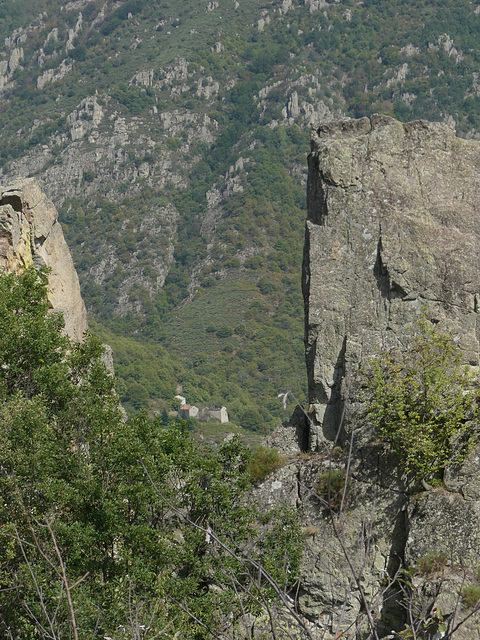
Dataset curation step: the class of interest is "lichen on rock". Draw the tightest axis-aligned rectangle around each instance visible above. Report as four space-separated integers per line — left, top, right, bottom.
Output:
304 114 480 449
258 115 480 638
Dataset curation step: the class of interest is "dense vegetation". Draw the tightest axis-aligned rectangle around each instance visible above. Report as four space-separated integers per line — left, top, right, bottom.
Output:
2 0 480 429
2 271 478 639
0 268 302 638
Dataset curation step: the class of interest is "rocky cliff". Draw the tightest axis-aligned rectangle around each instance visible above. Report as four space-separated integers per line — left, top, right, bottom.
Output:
263 116 480 638
3 0 480 425
0 178 87 341
305 114 480 449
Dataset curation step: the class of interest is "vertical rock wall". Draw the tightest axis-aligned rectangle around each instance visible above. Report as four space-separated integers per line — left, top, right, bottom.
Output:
248 115 480 639
264 115 480 637
0 178 87 341
304 114 480 449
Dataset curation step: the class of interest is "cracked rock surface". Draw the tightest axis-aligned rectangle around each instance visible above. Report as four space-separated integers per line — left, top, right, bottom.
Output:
257 115 480 638
304 114 480 448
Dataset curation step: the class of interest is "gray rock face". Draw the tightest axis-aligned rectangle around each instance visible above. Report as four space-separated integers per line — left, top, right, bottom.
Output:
304 114 480 448
0 178 87 341
254 115 480 638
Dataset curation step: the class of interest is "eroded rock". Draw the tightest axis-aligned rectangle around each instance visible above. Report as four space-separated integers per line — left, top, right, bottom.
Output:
0 178 87 341
259 115 480 638
305 114 480 448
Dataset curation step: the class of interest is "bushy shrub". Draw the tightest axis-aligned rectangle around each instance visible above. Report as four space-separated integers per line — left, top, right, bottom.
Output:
257 277 276 295
366 317 479 480
462 584 480 608
247 446 287 484
240 407 264 431
216 325 233 338
416 551 447 576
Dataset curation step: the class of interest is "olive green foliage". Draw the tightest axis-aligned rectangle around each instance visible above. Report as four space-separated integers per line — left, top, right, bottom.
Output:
59 133 307 427
416 551 447 577
0 0 50 41
247 446 287 484
91 320 183 412
462 584 480 609
460 568 480 608
112 83 155 114
366 318 479 479
315 469 347 512
0 269 302 639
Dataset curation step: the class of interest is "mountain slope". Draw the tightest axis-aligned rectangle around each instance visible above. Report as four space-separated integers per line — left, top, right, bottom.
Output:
1 0 480 426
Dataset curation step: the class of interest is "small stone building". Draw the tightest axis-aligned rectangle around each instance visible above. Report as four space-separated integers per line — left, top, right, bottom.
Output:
199 406 229 423
178 404 199 419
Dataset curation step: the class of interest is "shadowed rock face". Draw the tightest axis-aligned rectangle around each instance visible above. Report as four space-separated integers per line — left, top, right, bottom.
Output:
304 114 480 449
0 178 87 341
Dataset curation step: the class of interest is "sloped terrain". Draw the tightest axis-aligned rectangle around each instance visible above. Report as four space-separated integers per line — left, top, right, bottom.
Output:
1 0 480 425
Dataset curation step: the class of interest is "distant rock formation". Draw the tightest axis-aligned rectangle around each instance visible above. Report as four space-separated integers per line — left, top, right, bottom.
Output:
304 114 480 448
0 178 87 341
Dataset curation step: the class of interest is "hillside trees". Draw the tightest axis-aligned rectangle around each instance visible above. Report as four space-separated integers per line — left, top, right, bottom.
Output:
0 267 302 639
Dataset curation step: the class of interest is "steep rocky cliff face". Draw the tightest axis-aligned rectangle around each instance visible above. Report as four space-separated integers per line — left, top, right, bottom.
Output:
0 178 87 341
263 116 480 638
5 0 480 423
305 114 480 448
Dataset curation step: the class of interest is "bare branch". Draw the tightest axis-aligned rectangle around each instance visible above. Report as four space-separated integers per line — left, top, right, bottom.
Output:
44 517 79 640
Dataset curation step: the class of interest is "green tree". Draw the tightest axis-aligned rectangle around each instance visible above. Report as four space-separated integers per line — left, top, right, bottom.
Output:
0 268 124 635
0 266 69 399
366 317 479 480
0 268 302 639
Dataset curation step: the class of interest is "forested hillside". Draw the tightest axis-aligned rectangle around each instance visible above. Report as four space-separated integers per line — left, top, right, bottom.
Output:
1 0 480 428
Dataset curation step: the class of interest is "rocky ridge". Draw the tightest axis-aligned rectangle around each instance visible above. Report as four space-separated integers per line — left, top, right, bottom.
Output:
3 0 480 427
0 178 87 341
305 114 480 447
263 116 480 638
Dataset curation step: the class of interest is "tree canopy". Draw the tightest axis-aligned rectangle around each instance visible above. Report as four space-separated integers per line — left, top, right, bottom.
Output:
0 267 301 639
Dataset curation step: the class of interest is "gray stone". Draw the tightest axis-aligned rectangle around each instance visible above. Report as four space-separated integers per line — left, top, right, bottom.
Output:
304 114 480 447
259 115 480 637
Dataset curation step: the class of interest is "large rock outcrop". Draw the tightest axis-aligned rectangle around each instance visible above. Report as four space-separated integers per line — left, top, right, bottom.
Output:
0 178 87 341
304 114 480 448
261 116 480 639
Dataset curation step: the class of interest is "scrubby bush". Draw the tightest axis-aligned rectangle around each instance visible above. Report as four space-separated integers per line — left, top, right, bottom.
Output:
315 469 347 512
462 584 480 608
366 317 479 480
216 325 233 338
247 446 287 484
416 551 447 576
